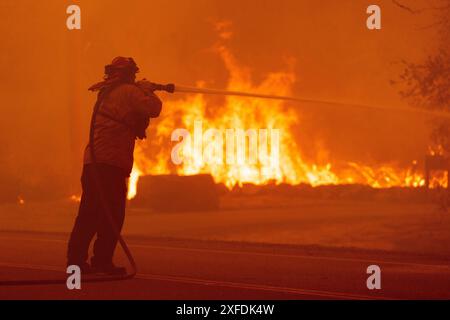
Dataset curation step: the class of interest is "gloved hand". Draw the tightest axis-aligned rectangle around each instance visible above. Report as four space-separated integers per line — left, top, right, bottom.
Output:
123 111 150 140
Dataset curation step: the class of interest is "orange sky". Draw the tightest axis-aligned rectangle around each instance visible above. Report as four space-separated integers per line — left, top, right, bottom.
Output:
0 0 442 194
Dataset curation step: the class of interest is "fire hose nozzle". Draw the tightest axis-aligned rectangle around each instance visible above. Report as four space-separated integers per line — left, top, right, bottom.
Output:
138 79 175 93
150 82 175 93
151 83 175 93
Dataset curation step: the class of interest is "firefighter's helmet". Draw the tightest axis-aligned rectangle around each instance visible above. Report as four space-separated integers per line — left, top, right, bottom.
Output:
104 57 139 77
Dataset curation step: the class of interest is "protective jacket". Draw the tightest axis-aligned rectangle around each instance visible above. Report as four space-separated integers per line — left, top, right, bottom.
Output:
84 83 162 176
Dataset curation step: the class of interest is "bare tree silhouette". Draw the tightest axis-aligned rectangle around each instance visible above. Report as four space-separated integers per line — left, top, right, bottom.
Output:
393 0 450 153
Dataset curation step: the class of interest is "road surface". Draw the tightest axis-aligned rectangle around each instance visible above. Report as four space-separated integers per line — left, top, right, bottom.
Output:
0 231 449 299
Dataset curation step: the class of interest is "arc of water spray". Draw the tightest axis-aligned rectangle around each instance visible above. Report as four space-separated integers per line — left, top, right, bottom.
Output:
172 85 450 119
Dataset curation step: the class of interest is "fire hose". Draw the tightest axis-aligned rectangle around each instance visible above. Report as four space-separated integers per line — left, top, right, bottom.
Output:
173 85 450 119
0 81 449 287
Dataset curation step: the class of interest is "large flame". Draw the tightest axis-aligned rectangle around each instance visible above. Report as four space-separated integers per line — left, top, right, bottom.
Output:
127 44 445 200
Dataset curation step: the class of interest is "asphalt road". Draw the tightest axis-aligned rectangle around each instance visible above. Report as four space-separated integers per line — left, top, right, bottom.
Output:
0 231 449 299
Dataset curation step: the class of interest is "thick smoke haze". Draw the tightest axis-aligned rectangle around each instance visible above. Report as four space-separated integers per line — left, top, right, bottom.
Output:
0 0 440 197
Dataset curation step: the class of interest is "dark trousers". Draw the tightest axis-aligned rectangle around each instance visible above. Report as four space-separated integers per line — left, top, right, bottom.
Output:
67 163 127 266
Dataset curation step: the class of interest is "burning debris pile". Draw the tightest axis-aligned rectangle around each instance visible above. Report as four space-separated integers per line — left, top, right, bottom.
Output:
128 176 449 212
130 174 219 212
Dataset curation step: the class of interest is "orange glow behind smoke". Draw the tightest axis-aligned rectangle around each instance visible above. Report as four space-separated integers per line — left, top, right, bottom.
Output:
127 45 443 200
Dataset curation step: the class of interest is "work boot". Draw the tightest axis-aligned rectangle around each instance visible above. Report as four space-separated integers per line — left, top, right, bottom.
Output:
91 260 127 275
